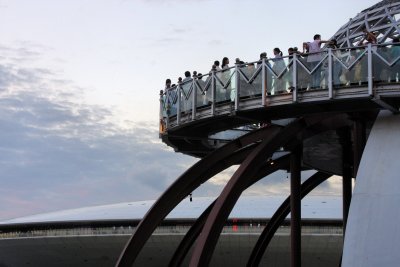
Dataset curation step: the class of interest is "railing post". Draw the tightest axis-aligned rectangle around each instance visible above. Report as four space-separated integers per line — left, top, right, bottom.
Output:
292 53 298 102
328 48 333 99
235 63 240 111
177 78 182 125
367 43 373 96
262 57 267 106
192 72 197 120
211 66 216 116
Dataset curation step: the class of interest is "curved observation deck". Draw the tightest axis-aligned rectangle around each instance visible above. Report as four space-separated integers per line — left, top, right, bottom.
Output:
119 2 400 267
160 43 400 158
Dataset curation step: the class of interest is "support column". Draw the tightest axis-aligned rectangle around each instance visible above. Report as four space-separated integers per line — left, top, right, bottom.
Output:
290 145 302 267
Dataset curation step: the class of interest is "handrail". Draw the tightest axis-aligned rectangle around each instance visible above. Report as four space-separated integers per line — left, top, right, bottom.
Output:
160 42 400 133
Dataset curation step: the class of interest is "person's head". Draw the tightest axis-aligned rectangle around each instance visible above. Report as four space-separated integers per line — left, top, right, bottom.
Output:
293 47 298 52
165 78 171 88
222 57 229 67
214 60 220 67
314 34 321 40
260 52 267 59
197 73 203 79
329 39 338 48
288 47 294 54
303 42 310 52
273 47 282 56
235 58 241 64
184 71 191 78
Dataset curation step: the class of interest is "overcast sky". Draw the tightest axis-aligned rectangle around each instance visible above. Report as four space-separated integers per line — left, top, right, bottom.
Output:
0 0 377 220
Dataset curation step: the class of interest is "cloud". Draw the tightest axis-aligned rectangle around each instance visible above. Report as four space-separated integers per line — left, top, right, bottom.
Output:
0 43 195 220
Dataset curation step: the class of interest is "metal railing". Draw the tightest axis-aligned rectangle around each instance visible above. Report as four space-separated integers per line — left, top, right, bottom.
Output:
160 43 400 132
0 223 342 239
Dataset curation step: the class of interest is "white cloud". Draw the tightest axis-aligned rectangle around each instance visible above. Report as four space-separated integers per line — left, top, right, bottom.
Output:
0 44 195 220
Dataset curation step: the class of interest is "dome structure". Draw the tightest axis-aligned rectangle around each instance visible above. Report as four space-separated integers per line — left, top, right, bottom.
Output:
332 0 400 47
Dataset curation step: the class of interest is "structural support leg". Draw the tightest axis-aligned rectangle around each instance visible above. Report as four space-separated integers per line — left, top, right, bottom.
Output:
290 145 302 267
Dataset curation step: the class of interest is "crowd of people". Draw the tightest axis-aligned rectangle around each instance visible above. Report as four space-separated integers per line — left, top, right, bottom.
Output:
163 30 400 110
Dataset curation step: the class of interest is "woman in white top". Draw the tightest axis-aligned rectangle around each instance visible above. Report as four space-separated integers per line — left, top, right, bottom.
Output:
272 48 287 94
220 57 231 101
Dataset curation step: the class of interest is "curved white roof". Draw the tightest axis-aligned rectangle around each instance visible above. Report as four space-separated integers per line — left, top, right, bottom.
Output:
0 195 341 224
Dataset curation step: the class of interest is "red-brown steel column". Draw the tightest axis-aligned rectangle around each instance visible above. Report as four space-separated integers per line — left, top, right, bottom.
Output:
290 145 302 267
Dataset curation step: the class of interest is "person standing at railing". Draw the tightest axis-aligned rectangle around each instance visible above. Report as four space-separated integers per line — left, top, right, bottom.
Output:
272 48 287 94
214 60 221 71
221 57 231 101
164 78 175 116
288 48 296 91
196 73 208 107
181 71 192 113
257 52 272 95
303 34 330 89
294 47 308 91
239 62 257 98
324 39 342 87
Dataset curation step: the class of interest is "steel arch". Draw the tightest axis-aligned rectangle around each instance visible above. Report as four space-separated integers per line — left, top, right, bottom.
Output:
169 155 291 267
247 171 332 267
189 119 307 266
116 125 283 266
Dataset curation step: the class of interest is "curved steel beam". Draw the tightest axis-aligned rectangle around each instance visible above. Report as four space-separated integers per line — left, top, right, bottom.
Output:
189 119 307 266
169 155 291 267
116 125 283 267
171 113 354 266
247 171 332 267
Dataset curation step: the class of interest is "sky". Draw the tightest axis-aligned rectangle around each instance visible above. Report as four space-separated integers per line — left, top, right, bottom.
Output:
0 0 378 220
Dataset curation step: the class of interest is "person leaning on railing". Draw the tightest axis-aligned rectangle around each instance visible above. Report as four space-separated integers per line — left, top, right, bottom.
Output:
303 34 330 89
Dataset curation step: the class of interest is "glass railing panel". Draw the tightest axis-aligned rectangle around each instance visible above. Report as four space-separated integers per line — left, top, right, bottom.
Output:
180 78 194 113
388 43 400 83
373 44 400 84
163 85 178 116
297 51 329 90
194 73 212 109
237 63 262 99
253 65 263 97
215 67 235 103
332 48 367 88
